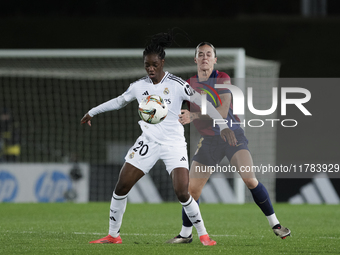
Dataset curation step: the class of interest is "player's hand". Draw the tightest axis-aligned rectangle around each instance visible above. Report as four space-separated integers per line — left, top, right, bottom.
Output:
81 113 92 126
178 109 191 125
220 128 237 146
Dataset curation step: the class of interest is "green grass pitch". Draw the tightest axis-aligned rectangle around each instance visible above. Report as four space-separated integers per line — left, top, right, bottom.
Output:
1 202 339 254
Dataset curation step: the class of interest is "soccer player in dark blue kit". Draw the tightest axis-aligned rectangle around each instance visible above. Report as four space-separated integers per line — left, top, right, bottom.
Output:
167 42 291 243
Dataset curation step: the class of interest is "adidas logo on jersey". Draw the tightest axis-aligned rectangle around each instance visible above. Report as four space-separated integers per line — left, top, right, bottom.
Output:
180 157 186 161
142 91 149 96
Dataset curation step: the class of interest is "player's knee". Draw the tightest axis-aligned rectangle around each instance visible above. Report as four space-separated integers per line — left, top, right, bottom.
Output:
188 188 201 201
174 188 190 203
243 178 258 189
114 183 131 196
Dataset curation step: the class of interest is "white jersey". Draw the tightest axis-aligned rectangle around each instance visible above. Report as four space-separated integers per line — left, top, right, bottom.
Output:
88 71 228 146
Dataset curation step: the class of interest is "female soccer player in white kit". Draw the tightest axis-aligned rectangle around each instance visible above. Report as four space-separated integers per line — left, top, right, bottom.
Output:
80 32 237 246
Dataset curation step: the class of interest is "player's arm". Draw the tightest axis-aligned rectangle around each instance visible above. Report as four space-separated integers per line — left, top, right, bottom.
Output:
81 87 135 126
188 90 237 146
179 93 231 124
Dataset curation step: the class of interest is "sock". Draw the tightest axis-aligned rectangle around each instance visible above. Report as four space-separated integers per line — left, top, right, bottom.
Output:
250 182 275 217
108 192 127 238
267 213 280 228
180 199 200 237
179 226 193 238
181 198 200 228
180 196 207 237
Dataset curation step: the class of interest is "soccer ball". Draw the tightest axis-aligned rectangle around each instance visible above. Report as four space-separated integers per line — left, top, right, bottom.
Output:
138 95 168 124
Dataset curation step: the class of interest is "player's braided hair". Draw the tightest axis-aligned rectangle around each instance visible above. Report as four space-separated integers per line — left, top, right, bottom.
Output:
143 32 174 60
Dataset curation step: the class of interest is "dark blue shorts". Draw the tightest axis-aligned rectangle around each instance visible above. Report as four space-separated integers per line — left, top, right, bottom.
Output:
192 127 249 166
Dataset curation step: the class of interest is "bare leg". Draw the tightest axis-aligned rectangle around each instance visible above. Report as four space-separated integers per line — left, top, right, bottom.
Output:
188 161 211 200
171 167 190 202
230 149 258 189
114 162 145 196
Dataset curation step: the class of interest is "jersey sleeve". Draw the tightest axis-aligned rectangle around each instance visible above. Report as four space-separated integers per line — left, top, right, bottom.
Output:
88 83 136 117
216 72 232 95
181 82 196 101
188 86 229 131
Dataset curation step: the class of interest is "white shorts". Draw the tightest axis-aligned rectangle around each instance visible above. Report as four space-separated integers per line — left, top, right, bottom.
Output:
125 134 189 174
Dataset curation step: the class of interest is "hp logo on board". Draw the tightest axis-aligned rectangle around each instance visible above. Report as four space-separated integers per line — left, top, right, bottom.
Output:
35 171 72 202
0 171 18 202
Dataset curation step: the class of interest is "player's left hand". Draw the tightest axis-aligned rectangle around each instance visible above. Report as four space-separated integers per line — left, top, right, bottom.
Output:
178 109 191 125
220 128 237 146
81 113 92 126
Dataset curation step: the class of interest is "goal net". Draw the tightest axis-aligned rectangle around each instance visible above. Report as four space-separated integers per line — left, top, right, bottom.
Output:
0 49 279 202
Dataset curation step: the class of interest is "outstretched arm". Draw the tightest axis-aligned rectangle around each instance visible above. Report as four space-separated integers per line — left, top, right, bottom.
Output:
80 94 132 127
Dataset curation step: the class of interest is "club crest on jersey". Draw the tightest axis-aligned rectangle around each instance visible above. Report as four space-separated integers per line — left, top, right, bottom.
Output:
163 88 170 95
129 152 135 159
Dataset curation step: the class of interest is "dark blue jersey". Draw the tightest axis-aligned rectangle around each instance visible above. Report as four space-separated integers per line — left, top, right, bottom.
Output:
187 70 241 135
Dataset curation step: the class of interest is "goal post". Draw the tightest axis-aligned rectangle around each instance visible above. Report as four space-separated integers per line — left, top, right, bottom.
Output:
0 48 279 203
